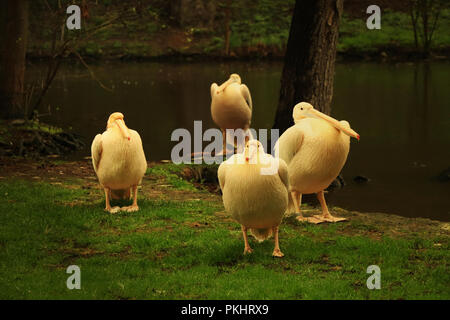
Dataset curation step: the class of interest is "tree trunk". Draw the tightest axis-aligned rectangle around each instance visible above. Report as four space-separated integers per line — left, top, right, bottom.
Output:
224 0 232 56
273 0 343 134
409 1 419 48
420 0 430 57
0 0 29 119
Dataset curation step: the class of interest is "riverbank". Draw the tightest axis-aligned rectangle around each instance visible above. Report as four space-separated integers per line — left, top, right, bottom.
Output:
0 158 448 299
27 3 450 62
0 120 84 158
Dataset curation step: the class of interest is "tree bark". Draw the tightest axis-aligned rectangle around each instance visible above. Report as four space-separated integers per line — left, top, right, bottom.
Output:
273 0 343 134
0 0 29 119
224 0 232 56
409 1 419 48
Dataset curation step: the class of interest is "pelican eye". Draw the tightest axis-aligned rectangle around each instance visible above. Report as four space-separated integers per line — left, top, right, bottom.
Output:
301 107 303 110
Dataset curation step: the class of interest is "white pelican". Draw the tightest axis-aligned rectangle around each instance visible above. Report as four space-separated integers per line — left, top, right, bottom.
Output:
210 74 253 154
91 112 147 213
218 140 289 257
274 102 360 224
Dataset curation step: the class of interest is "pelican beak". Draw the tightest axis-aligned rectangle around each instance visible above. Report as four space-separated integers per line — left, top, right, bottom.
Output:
244 147 251 163
216 79 233 94
246 145 259 163
116 119 130 140
309 109 360 140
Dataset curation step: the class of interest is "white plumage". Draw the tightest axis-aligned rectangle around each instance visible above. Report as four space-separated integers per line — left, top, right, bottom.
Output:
210 74 253 154
275 102 359 223
91 112 147 213
218 140 289 257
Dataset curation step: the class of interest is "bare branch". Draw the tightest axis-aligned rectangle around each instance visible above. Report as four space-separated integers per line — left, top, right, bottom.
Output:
70 50 113 92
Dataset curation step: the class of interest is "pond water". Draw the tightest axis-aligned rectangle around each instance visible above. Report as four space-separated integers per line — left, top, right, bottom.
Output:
26 60 450 221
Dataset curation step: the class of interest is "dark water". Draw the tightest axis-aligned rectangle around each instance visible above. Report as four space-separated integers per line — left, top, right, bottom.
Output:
26 60 450 221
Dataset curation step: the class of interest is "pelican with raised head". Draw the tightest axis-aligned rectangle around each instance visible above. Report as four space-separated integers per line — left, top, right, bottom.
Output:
211 74 253 155
275 102 360 224
91 112 147 213
218 140 289 257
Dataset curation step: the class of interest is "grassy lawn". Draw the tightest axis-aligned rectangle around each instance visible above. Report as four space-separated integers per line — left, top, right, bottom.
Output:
0 160 448 299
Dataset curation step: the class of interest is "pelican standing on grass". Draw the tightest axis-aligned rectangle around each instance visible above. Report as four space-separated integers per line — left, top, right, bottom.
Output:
91 112 147 213
275 102 360 224
218 140 289 257
211 74 253 155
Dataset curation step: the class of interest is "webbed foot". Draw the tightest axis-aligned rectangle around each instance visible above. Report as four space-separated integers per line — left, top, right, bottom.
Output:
122 205 139 212
272 248 284 258
106 206 121 214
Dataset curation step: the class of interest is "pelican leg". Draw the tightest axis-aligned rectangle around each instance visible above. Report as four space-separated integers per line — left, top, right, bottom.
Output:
292 191 308 222
216 129 234 157
311 190 347 223
241 225 253 255
122 185 139 212
104 187 120 214
272 225 284 258
222 129 227 155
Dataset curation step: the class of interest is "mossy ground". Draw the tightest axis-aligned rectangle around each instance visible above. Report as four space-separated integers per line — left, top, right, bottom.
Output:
0 120 84 158
0 158 448 299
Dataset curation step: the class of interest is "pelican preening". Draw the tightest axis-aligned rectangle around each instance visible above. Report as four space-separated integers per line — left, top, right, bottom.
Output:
210 74 253 155
275 102 360 224
91 112 147 213
218 140 289 257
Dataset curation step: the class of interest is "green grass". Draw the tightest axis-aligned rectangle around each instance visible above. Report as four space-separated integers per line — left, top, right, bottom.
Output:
0 178 448 299
338 9 450 54
147 163 197 191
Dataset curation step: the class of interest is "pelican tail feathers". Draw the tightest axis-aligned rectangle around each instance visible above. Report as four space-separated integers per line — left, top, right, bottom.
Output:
249 228 273 242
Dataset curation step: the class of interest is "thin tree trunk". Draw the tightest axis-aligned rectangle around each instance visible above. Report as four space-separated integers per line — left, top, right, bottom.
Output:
273 0 343 134
421 0 430 56
0 0 29 119
409 1 419 48
224 0 232 56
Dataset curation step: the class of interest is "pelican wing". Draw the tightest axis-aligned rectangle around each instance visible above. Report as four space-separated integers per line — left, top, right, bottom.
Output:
277 159 289 190
91 134 103 173
217 154 239 190
210 83 218 99
240 84 252 110
274 125 304 165
217 161 227 191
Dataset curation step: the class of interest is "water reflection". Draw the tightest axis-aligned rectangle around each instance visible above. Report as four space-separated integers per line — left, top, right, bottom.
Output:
26 60 450 221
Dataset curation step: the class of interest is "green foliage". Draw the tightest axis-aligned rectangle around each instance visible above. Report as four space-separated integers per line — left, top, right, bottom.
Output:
0 119 63 135
26 1 450 59
147 163 196 191
146 22 159 34
204 37 225 53
228 0 294 51
81 41 103 57
112 40 122 49
338 8 450 54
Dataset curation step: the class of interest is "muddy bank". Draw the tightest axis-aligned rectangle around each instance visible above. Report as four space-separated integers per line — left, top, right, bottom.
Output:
0 120 84 158
1 158 449 232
